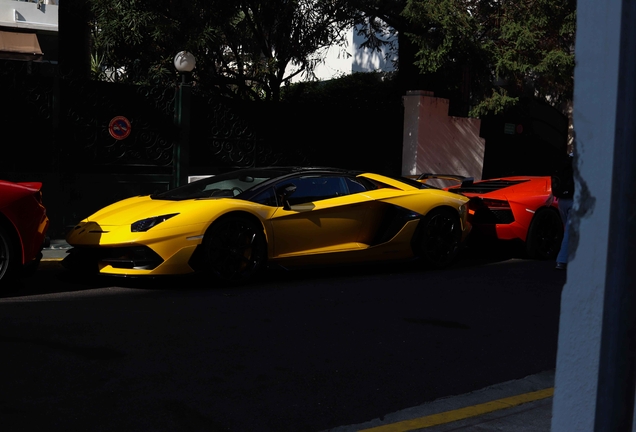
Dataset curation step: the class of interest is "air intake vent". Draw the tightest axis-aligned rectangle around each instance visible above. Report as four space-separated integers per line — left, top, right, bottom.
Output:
452 180 528 194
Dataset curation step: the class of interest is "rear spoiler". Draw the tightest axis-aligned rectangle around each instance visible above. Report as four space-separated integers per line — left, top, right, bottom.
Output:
407 173 475 188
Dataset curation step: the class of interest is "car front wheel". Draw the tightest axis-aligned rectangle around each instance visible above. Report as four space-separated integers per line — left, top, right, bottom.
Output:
203 216 266 283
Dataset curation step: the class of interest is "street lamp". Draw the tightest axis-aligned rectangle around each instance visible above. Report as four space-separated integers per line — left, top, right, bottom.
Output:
173 51 196 187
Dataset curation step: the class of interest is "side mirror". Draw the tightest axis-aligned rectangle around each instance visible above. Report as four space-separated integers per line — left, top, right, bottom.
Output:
277 183 297 210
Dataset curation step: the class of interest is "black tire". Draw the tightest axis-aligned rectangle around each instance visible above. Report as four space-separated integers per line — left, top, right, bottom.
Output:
526 209 564 260
203 216 266 283
416 208 462 268
0 225 17 283
20 252 42 278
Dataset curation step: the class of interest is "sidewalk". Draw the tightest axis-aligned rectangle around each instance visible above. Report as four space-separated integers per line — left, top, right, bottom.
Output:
41 238 71 261
324 370 554 432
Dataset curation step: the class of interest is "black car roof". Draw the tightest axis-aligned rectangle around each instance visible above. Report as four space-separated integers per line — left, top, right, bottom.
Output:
151 166 374 201
232 166 368 200
232 166 364 175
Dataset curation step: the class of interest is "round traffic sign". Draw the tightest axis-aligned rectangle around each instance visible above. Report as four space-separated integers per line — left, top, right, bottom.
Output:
109 116 132 140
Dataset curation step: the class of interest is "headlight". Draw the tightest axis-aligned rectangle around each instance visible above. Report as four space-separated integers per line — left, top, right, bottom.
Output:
131 213 179 232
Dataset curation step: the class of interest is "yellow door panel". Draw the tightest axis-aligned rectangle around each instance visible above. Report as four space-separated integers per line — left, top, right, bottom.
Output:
271 219 420 267
270 194 369 257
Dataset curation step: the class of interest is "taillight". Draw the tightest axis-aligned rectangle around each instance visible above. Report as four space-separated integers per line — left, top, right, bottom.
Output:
481 198 510 209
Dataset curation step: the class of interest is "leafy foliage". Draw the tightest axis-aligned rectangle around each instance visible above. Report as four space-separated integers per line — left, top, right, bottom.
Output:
88 0 576 112
281 71 398 105
402 0 576 116
89 0 223 84
89 0 357 101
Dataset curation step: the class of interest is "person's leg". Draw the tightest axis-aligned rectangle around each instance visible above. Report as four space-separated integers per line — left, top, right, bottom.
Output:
556 198 573 267
557 215 570 265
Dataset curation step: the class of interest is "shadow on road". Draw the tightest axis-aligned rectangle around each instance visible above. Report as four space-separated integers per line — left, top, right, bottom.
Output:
0 237 550 299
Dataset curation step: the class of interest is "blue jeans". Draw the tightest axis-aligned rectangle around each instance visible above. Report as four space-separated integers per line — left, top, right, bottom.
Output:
557 198 574 264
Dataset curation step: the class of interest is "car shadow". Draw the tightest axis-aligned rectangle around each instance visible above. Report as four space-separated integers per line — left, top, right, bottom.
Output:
457 237 528 264
0 239 542 299
0 262 114 298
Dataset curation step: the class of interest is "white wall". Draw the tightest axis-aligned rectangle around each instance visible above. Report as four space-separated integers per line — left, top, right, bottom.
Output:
289 22 397 83
351 23 397 74
0 0 58 31
402 91 484 181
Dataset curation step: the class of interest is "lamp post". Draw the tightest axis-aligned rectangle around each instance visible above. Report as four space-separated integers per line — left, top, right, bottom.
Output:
173 51 196 187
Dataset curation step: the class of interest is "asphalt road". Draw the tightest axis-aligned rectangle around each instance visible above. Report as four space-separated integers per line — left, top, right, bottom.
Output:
0 248 565 432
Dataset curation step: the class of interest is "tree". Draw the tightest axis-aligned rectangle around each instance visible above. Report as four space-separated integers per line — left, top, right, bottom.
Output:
89 0 357 101
342 0 426 95
220 1 359 100
402 0 576 116
89 0 240 84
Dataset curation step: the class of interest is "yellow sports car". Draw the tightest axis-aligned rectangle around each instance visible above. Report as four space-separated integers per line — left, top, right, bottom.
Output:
63 167 471 282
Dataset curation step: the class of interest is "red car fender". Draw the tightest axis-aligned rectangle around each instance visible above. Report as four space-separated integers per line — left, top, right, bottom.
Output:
0 181 49 265
0 181 42 207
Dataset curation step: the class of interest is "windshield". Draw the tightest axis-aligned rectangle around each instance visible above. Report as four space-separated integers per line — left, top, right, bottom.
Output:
151 169 288 200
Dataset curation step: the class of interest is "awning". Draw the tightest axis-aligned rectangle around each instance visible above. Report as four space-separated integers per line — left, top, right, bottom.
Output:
0 30 43 55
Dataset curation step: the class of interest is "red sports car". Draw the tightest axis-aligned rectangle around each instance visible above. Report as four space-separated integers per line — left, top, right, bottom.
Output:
416 174 563 259
0 180 49 283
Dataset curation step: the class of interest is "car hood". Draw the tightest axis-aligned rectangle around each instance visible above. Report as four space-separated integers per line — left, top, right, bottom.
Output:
84 195 205 226
448 177 551 200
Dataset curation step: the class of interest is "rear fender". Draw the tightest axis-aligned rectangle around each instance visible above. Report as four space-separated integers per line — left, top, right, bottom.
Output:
0 182 42 208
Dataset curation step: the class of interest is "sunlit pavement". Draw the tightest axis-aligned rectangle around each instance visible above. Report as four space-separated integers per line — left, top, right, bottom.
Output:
42 239 70 261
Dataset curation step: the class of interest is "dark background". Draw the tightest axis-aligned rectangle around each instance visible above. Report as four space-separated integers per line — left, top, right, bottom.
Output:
0 2 568 238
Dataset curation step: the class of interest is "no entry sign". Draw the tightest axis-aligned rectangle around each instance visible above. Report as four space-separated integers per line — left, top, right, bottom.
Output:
109 116 132 140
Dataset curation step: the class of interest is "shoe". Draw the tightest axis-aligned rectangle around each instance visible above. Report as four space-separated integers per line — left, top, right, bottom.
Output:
555 262 567 270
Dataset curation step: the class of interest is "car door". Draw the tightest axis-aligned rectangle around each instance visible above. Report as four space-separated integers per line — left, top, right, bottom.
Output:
269 175 371 257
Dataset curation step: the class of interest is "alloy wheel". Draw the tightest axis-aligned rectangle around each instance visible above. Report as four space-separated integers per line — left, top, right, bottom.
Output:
526 210 563 259
205 217 265 283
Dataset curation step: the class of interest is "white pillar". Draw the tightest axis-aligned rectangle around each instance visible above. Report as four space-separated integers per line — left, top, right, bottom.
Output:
551 0 634 430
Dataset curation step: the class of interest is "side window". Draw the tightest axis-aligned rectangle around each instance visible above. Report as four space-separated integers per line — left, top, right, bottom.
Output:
345 176 377 193
286 176 348 205
251 186 278 207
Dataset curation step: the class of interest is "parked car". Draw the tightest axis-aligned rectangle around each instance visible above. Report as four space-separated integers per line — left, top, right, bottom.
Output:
0 180 50 283
416 174 563 259
63 167 472 282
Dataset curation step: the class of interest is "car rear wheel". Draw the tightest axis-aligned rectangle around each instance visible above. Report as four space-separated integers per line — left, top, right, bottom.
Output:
0 225 16 283
416 208 462 268
203 216 266 283
526 209 564 260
